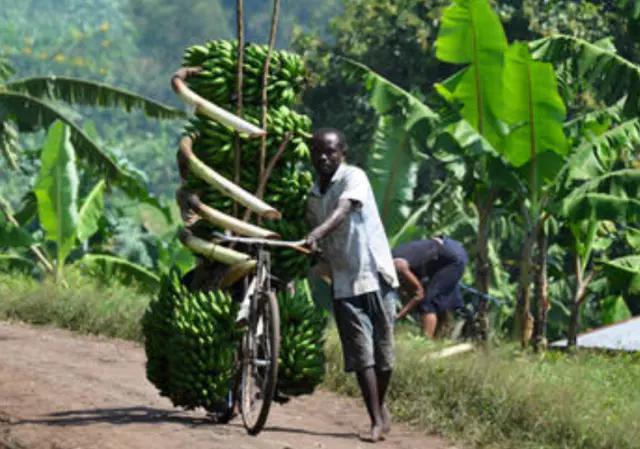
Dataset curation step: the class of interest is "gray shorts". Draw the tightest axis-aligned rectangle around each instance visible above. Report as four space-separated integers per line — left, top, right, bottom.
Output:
333 280 397 373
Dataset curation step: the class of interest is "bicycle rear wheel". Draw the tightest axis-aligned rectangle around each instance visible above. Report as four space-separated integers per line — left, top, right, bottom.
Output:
240 290 280 435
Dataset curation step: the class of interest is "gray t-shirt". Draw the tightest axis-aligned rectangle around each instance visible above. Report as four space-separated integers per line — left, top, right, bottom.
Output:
306 163 399 299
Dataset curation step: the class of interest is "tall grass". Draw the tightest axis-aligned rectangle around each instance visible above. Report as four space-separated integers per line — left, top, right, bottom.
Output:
324 328 640 449
0 270 151 341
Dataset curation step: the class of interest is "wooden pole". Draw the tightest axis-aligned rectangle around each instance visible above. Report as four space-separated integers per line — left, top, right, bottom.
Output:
233 0 245 217
258 0 281 199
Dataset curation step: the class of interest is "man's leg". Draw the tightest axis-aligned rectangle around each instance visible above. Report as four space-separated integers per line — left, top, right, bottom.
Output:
421 312 438 338
356 367 385 442
376 369 392 433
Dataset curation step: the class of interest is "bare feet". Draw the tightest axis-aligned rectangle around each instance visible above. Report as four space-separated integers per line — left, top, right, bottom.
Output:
381 405 392 434
359 425 386 443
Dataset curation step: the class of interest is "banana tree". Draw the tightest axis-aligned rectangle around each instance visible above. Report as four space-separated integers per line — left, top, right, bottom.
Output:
2 121 159 288
499 42 569 346
0 60 185 214
434 0 509 298
343 59 438 236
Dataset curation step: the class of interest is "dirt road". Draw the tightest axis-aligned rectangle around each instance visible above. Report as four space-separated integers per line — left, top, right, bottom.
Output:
0 321 456 449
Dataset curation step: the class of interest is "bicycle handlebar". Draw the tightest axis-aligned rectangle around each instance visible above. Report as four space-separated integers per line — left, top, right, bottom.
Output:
212 232 311 255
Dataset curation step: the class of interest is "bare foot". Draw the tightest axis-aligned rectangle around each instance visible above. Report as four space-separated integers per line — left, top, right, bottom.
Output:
381 405 392 434
359 425 386 443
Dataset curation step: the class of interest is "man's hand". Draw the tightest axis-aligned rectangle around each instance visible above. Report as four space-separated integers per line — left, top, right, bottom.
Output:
304 233 320 253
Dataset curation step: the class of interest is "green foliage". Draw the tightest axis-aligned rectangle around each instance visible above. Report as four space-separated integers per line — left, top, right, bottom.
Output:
77 254 160 292
531 34 640 116
501 43 568 168
435 0 508 149
6 76 185 120
0 269 151 341
601 256 640 295
34 121 79 274
77 180 105 243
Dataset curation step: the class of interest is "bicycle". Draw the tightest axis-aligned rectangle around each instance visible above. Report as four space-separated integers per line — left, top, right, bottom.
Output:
448 283 503 341
210 232 308 435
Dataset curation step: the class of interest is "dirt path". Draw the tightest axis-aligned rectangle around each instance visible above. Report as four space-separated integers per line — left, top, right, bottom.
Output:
0 321 457 449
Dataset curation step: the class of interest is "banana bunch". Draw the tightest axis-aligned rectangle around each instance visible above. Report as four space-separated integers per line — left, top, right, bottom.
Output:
277 279 327 396
142 272 240 411
183 40 306 107
179 40 314 281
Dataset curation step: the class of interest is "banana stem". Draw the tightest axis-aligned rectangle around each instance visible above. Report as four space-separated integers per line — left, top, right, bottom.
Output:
179 136 281 220
0 196 54 274
242 132 291 223
186 192 278 238
171 69 265 137
179 229 253 265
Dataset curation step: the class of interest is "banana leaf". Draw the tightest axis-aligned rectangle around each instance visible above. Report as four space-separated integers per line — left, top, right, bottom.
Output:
435 0 508 149
501 43 568 168
599 295 632 325
562 193 640 222
600 256 640 295
342 58 438 235
0 92 167 217
78 254 160 292
6 76 185 120
34 121 79 275
0 254 36 273
77 180 105 243
530 34 640 115
0 219 34 248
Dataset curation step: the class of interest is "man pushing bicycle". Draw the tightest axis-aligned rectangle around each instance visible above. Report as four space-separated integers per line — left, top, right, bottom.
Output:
305 128 399 443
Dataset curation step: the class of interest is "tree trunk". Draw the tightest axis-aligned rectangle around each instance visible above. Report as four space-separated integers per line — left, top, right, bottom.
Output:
567 255 594 349
567 300 580 348
512 227 535 347
474 189 495 342
533 224 549 352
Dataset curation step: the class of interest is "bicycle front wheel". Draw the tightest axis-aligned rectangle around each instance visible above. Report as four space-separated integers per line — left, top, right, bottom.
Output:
240 290 280 435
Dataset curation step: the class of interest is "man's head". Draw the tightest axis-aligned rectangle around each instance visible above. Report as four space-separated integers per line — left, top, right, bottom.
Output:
310 128 347 179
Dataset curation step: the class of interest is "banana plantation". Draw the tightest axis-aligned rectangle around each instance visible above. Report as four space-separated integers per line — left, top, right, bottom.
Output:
1 0 639 448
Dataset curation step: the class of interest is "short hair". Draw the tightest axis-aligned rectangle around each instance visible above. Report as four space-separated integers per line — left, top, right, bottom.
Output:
312 128 348 152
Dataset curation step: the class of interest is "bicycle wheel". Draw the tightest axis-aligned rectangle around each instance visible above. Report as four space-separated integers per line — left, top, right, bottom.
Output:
240 290 280 435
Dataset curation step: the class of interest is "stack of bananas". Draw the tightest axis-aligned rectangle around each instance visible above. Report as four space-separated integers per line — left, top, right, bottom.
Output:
143 272 240 412
277 279 327 396
143 41 326 411
181 39 313 281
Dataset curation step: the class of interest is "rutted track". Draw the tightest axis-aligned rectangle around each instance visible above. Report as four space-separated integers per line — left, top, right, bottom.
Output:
0 321 456 449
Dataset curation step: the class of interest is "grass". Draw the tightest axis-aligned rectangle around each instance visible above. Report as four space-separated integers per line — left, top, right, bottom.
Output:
323 327 640 449
0 270 150 341
1 271 639 449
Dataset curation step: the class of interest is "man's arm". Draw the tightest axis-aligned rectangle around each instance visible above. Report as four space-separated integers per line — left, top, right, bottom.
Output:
395 259 425 320
305 198 353 251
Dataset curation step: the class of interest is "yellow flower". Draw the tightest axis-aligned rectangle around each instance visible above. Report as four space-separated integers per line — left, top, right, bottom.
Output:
72 57 85 66
39 51 48 60
22 46 32 55
54 53 66 63
99 68 108 75
99 21 110 32
101 39 111 48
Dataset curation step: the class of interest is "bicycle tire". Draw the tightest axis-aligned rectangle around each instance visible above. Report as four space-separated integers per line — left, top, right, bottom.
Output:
240 290 280 435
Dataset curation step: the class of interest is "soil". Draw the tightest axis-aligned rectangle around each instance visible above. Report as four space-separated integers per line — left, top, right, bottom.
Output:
0 321 458 449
